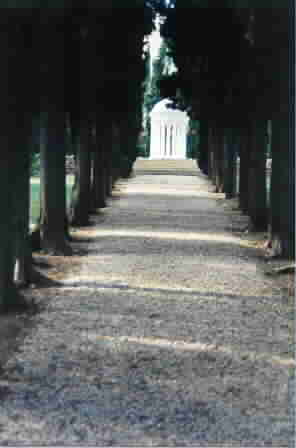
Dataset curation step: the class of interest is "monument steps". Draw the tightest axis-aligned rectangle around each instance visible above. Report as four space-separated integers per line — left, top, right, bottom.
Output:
133 159 198 176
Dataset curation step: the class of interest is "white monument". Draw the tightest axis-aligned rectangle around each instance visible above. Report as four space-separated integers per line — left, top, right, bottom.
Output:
149 98 189 160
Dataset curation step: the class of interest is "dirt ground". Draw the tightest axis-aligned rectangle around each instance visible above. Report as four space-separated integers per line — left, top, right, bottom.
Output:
0 166 294 446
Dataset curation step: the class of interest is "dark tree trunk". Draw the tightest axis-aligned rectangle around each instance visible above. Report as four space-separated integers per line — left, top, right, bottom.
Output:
270 114 295 257
39 111 71 255
213 127 224 193
102 125 114 198
0 140 19 310
91 141 107 210
125 134 138 177
0 122 31 308
269 6 295 258
0 15 34 310
120 121 139 178
207 126 215 181
247 120 268 231
70 125 92 226
252 3 294 256
105 151 113 198
224 128 237 199
111 123 121 185
197 121 209 175
30 117 42 252
34 15 71 254
239 130 251 213
13 126 32 286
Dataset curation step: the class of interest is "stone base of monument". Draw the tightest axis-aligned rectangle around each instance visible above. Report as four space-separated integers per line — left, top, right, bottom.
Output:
134 159 198 176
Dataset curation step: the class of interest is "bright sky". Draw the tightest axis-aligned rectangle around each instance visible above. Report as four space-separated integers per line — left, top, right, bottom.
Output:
148 16 176 76
149 28 162 60
149 16 162 62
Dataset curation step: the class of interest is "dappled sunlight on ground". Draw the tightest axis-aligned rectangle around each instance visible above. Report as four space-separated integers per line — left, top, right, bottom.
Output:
74 227 264 251
82 333 295 368
76 228 239 243
115 187 224 199
0 167 293 446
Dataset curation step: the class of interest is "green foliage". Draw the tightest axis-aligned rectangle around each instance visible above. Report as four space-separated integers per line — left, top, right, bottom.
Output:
159 1 249 120
30 178 74 227
142 39 172 154
267 120 272 158
144 40 169 116
137 139 149 158
187 120 200 159
30 182 41 226
31 153 40 176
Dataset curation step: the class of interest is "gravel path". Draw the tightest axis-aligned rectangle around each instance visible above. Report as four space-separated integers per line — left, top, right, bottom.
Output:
0 168 294 446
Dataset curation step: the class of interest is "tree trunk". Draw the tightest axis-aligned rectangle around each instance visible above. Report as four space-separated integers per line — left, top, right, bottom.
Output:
119 123 138 178
253 3 294 257
197 120 209 175
239 131 251 213
39 111 71 255
111 123 122 185
247 120 268 231
224 128 237 199
272 6 295 258
270 114 295 257
102 125 114 198
91 141 107 210
105 151 113 198
70 125 91 226
213 127 224 193
0 15 33 310
0 140 19 310
207 126 215 181
13 127 32 286
0 121 31 307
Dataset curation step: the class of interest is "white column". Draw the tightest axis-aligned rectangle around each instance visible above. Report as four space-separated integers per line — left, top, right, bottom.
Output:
150 119 163 159
176 124 179 157
161 122 165 158
159 121 163 158
162 121 166 159
174 124 178 157
176 125 180 158
166 123 170 158
171 124 174 157
163 124 166 158
166 124 170 158
149 119 156 159
180 123 187 159
150 108 189 159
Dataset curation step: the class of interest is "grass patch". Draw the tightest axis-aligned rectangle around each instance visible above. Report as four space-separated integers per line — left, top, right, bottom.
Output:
30 176 74 227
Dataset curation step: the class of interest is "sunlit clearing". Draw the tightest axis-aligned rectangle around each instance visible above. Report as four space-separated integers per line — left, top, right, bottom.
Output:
115 187 224 199
77 228 239 244
83 334 295 368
